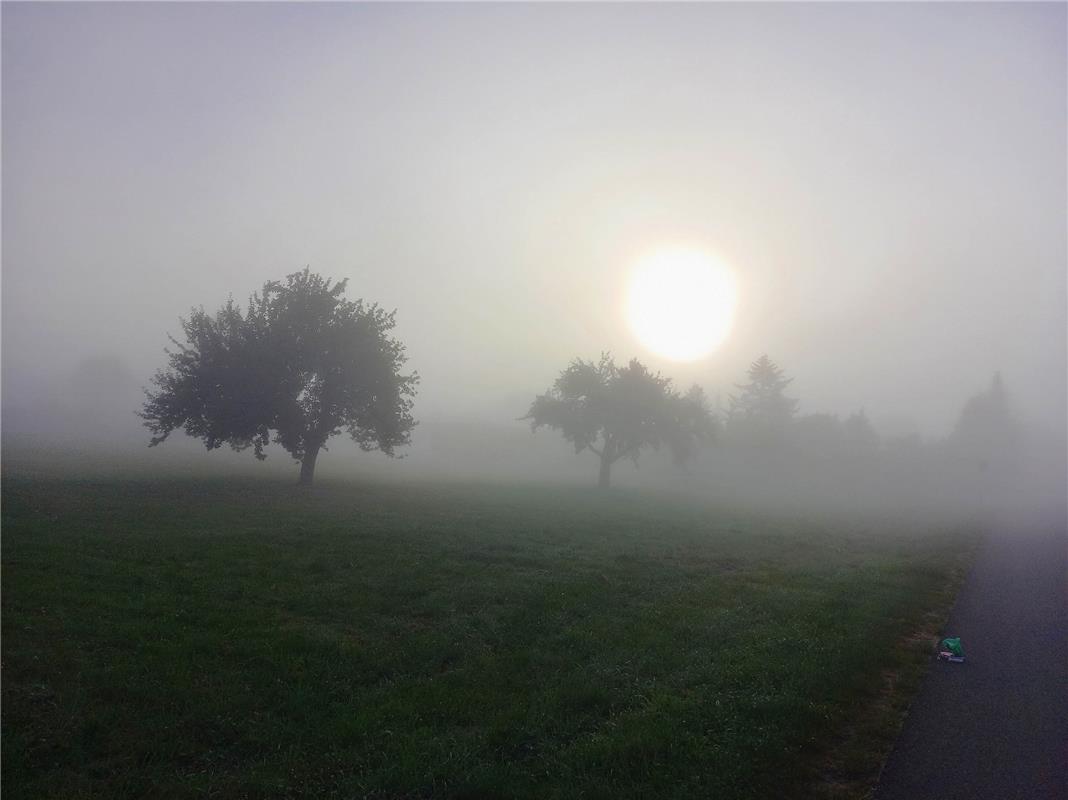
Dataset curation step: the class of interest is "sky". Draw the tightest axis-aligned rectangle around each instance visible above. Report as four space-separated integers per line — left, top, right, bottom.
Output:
3 2 1066 444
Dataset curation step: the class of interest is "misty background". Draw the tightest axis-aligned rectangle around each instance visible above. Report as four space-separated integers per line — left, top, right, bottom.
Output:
3 3 1065 509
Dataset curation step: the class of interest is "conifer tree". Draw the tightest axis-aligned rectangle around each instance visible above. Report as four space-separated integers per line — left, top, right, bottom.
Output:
949 372 1016 468
727 355 798 443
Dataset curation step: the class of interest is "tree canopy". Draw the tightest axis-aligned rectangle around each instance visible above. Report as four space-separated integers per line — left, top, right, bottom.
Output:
524 354 714 487
141 268 418 483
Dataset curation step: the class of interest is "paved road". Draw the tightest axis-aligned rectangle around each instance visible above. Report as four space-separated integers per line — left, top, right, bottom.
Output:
875 512 1067 800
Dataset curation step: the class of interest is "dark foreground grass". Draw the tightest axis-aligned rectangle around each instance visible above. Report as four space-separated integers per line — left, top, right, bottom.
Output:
2 477 975 799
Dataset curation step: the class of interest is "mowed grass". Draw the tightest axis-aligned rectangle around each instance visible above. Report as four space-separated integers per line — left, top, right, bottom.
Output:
2 477 974 799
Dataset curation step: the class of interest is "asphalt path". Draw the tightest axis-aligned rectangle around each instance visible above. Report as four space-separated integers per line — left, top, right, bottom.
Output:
875 511 1067 800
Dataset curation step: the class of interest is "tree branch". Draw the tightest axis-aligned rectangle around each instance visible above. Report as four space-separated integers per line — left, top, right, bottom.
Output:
611 443 642 463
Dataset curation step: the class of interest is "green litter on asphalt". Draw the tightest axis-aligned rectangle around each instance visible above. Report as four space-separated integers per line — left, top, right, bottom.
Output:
941 637 963 656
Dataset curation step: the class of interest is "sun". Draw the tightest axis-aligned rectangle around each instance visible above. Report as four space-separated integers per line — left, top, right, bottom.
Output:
625 246 738 361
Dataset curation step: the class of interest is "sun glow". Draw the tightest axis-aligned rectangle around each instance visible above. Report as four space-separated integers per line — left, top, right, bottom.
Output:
625 246 738 361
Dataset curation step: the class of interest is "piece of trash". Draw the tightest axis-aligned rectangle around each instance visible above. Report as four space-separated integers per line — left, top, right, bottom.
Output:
937 637 965 663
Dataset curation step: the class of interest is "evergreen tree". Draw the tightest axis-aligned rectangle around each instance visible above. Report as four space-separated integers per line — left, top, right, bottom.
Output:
727 355 798 443
842 409 880 455
949 372 1016 469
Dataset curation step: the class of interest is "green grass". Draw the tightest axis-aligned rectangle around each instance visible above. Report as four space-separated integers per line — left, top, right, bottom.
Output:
1 477 975 799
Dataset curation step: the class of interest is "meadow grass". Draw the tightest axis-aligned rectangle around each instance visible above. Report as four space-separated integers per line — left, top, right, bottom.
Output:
2 476 975 799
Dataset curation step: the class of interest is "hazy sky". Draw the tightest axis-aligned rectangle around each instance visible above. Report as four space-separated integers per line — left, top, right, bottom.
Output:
3 2 1065 440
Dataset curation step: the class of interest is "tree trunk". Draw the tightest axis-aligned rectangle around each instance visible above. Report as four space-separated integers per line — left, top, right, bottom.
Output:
299 445 320 485
598 454 611 489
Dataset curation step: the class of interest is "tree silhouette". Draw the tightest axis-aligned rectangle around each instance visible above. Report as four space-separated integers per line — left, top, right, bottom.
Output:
524 354 714 488
842 409 880 455
948 372 1016 471
727 355 798 443
141 268 418 484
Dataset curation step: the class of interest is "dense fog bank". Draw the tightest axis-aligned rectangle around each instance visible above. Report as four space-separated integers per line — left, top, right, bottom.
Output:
3 3 1064 526
5 404 1062 524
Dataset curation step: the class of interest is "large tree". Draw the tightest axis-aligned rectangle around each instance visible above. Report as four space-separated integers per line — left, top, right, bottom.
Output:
141 268 418 484
727 354 798 444
524 354 714 488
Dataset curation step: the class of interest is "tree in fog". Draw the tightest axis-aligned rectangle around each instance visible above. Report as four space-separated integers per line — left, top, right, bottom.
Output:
727 355 798 444
948 372 1016 472
791 412 843 454
524 354 715 488
842 409 880 456
141 268 418 484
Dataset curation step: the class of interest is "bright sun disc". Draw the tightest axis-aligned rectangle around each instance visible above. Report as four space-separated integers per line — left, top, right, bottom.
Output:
626 247 738 361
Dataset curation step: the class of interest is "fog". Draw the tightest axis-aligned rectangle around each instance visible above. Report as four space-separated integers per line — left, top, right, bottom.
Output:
3 3 1065 516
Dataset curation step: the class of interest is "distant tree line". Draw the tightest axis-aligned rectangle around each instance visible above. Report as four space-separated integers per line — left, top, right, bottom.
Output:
142 269 1017 488
724 354 880 456
526 352 1017 487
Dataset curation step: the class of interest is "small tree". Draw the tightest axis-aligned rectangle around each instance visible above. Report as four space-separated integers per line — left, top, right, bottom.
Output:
727 355 798 444
948 372 1016 470
141 268 418 484
842 409 880 456
791 412 843 454
524 354 714 488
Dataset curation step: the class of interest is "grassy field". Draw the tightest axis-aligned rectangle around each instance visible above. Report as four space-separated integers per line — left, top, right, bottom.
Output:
2 476 975 799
